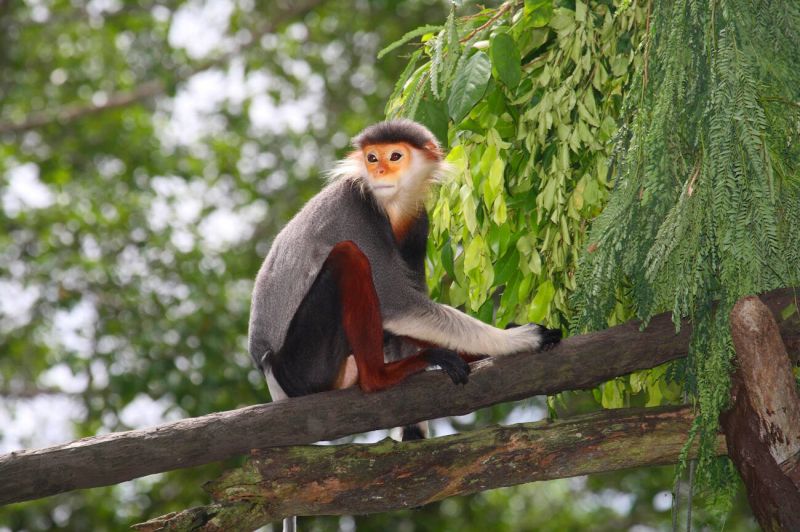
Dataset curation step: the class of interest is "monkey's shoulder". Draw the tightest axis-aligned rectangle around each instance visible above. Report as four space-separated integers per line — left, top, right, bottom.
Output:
276 179 392 248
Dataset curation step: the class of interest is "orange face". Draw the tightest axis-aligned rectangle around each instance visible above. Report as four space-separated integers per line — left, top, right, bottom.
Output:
363 142 413 189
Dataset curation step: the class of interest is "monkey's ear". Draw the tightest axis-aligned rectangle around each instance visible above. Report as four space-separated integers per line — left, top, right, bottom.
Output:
423 141 443 161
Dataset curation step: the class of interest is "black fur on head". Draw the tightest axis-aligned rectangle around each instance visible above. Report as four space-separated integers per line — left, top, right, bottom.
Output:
353 119 440 153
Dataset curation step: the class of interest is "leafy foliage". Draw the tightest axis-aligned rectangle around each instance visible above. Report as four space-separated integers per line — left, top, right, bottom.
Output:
571 0 800 502
387 0 647 334
1 0 790 528
385 0 660 414
384 0 797 524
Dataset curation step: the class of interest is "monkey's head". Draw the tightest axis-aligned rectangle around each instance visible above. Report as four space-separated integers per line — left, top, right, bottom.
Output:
331 120 447 214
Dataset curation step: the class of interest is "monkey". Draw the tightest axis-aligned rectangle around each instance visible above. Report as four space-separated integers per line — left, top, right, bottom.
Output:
248 119 562 406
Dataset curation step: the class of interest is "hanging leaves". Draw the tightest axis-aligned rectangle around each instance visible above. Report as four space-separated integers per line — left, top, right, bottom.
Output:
490 33 522 89
414 96 449 146
524 0 554 27
384 1 645 335
447 51 491 122
571 0 800 500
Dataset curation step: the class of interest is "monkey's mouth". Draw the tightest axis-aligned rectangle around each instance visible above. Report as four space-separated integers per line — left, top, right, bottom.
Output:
371 184 396 193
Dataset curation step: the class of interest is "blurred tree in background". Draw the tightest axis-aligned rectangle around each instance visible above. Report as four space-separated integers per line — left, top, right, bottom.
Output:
0 0 770 531
0 0 449 528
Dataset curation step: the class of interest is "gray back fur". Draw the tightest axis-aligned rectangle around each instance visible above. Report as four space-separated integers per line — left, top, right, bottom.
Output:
247 177 420 369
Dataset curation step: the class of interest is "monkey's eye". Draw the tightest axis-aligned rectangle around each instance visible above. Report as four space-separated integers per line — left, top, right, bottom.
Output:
367 153 378 163
390 152 403 162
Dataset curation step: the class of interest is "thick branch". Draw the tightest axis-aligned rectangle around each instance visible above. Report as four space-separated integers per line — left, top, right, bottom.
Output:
720 296 800 531
133 406 725 531
0 0 325 135
0 288 796 506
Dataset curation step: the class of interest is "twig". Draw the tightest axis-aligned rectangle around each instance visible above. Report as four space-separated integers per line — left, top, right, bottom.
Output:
642 0 653 91
460 1 514 43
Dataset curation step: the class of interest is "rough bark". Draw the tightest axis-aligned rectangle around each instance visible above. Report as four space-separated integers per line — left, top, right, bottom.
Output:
0 288 796 506
134 406 724 532
720 296 800 532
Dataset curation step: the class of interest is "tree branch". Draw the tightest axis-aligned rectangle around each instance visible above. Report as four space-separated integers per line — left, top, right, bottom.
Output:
133 406 726 531
0 288 796 506
0 0 326 135
720 296 800 531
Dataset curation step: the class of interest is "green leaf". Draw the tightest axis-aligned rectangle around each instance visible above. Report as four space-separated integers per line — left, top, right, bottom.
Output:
478 144 497 176
482 157 504 207
415 95 450 146
517 274 533 302
601 380 625 409
447 52 492 122
575 0 587 23
548 9 574 32
378 24 444 59
492 195 507 224
477 298 494 323
446 144 468 173
488 157 505 193
441 238 456 281
646 384 663 407
583 178 600 206
781 303 798 321
494 249 519 285
528 250 542 275
460 189 478 233
516 234 532 254
385 49 424 117
524 0 554 28
630 371 646 393
527 280 555 322
490 33 522 89
464 235 484 272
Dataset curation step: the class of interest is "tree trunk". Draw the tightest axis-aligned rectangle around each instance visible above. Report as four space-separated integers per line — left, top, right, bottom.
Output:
133 406 724 532
720 296 800 531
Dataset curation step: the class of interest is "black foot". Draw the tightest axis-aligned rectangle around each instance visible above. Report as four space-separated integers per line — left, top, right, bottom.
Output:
401 424 427 441
423 348 470 385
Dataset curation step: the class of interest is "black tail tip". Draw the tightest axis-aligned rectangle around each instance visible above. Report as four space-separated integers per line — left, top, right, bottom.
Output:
541 327 562 349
